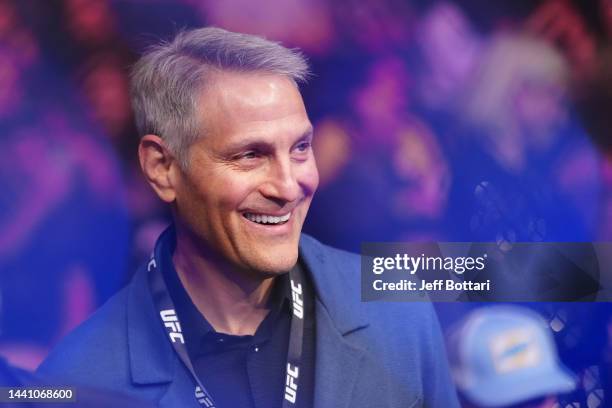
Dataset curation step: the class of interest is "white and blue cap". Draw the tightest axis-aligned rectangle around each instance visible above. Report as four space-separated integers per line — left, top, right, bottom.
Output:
449 306 576 407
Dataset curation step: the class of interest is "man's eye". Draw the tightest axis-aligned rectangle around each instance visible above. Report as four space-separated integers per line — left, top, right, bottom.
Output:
296 141 311 152
240 151 259 159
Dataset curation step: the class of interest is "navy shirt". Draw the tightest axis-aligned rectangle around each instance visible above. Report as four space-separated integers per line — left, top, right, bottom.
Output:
159 234 315 408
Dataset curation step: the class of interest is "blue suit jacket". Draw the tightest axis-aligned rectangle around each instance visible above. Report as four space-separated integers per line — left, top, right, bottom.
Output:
38 234 459 407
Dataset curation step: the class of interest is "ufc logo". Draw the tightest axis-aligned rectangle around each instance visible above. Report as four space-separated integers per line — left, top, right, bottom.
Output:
290 280 303 319
195 386 215 408
284 363 299 404
160 309 184 344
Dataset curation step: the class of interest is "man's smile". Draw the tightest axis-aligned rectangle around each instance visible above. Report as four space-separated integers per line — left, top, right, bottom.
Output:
243 211 291 225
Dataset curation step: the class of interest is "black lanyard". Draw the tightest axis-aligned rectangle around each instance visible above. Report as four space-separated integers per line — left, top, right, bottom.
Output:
146 239 309 408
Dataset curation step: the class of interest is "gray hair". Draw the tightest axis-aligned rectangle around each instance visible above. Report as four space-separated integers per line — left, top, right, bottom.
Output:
130 27 310 168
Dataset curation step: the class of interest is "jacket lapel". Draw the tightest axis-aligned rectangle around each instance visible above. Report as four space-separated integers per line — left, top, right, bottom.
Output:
127 264 175 385
313 300 366 408
157 364 201 408
299 234 371 408
127 264 210 407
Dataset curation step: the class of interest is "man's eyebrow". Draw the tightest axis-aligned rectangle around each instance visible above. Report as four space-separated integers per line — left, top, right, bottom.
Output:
223 126 314 152
223 138 270 152
295 126 314 142
301 126 314 139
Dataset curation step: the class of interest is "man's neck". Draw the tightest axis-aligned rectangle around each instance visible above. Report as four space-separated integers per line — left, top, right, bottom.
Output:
172 232 276 336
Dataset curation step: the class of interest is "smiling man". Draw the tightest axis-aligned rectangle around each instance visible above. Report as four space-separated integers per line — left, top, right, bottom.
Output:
38 27 459 408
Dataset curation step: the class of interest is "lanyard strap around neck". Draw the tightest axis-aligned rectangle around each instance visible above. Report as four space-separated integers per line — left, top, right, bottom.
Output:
146 248 309 408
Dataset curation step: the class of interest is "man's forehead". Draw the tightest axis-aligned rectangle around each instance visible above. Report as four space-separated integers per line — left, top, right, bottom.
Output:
202 71 306 120
196 70 310 145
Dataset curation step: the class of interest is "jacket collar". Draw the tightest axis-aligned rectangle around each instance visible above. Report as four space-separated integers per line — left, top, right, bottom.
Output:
298 234 369 335
298 234 371 408
127 262 176 385
126 232 369 386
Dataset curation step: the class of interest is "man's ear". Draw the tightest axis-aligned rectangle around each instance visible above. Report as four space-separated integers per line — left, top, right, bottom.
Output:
138 134 180 203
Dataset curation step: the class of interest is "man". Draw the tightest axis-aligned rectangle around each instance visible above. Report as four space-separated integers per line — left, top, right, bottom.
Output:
447 306 576 408
38 27 459 407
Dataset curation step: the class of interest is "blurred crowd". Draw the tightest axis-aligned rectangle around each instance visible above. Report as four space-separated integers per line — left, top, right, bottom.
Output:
2 0 612 406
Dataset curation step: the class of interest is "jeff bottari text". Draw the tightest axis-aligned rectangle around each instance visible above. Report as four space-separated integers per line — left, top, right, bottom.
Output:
370 253 491 292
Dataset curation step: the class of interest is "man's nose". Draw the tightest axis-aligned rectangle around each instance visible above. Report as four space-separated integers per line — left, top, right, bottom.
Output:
260 158 301 204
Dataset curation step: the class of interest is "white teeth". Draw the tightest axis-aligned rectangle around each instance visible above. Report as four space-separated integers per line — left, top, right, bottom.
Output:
244 212 291 225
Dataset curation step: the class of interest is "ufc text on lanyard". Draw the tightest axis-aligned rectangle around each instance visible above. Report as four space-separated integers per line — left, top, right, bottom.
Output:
147 250 309 408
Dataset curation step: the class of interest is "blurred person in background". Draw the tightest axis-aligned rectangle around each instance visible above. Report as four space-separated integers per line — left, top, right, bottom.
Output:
409 0 602 244
328 0 414 54
445 32 601 243
447 306 577 408
414 1 484 113
307 55 451 250
0 109 131 369
570 1 612 401
0 0 131 370
525 0 598 82
55 0 171 262
195 0 335 55
74 50 170 265
571 0 612 241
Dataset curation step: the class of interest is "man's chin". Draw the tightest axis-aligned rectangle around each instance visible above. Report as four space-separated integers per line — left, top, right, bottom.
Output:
256 259 298 276
235 237 297 268
243 252 299 276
